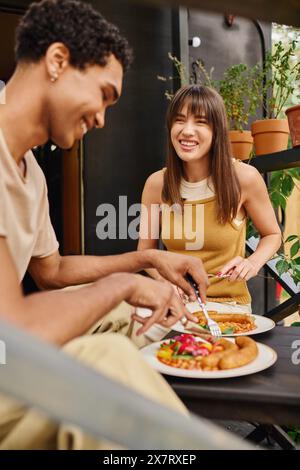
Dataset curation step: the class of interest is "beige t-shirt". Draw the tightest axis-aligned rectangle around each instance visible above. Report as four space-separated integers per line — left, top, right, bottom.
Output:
0 129 59 282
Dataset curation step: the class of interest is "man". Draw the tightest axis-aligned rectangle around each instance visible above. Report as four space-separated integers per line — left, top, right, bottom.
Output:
0 0 208 449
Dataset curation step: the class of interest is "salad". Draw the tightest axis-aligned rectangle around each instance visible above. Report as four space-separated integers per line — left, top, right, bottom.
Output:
157 333 224 370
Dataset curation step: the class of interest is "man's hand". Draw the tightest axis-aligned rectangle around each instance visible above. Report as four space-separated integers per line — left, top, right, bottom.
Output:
147 250 209 302
125 274 198 335
219 256 258 282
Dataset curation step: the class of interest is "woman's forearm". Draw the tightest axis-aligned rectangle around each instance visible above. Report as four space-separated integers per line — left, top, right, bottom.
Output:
248 234 281 272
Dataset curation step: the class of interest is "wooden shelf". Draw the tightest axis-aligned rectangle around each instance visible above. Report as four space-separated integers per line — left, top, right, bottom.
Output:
246 147 300 172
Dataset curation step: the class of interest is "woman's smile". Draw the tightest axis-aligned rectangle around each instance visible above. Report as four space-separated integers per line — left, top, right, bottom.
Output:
178 139 199 152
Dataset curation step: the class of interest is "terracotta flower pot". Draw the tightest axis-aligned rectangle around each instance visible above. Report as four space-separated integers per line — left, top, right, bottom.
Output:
285 104 300 148
228 130 253 160
251 119 289 156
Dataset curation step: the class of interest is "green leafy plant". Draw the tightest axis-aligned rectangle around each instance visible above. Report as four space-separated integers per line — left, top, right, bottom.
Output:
269 168 300 285
275 235 300 285
269 168 300 211
218 63 261 130
158 55 260 131
272 24 300 110
258 40 300 119
287 426 300 444
247 167 300 286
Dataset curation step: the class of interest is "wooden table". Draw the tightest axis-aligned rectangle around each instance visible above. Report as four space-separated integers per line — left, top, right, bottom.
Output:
166 326 300 426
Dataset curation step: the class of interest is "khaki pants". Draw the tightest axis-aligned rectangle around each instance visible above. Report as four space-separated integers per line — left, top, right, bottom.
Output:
0 302 187 449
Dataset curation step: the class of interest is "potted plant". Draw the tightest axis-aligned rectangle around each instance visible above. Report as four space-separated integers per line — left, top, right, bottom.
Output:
218 63 260 160
251 40 300 155
285 103 300 148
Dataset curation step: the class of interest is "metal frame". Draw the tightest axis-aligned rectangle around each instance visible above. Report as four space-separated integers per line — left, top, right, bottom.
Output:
172 7 189 75
247 148 300 322
247 424 297 450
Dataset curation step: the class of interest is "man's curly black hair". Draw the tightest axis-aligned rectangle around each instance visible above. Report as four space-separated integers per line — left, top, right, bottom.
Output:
15 0 133 71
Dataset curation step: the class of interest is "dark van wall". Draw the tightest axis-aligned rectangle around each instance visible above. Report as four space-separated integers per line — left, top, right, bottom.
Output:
188 10 271 70
83 1 174 255
188 10 271 123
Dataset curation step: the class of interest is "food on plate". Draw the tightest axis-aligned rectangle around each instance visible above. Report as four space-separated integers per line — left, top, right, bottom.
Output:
190 311 256 335
201 338 238 369
156 334 258 371
218 336 258 370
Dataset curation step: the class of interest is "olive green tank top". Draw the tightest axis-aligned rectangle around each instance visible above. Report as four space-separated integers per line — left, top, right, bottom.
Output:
161 193 251 304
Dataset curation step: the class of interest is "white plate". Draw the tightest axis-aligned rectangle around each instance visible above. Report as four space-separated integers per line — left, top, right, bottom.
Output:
141 338 277 379
172 314 275 337
135 307 275 337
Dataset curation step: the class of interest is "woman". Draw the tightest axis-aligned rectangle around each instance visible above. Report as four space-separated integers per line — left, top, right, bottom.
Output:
138 85 281 315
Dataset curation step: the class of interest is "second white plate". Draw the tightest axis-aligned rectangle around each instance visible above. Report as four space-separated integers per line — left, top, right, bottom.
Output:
135 307 275 337
172 314 275 337
141 339 277 379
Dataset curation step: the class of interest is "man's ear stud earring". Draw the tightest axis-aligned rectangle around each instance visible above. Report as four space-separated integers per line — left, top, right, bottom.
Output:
50 73 58 83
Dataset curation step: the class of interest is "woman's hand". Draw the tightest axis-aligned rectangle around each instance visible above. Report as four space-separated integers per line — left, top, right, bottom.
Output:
218 256 258 282
125 274 198 335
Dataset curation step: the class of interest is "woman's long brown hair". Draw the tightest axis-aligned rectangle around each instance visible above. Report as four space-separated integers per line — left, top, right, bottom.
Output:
162 85 241 224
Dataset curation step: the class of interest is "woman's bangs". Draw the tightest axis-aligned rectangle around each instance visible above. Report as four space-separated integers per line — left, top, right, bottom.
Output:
176 89 213 125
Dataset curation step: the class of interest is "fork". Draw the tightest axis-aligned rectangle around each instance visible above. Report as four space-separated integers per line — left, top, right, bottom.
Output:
208 273 230 278
185 273 222 337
